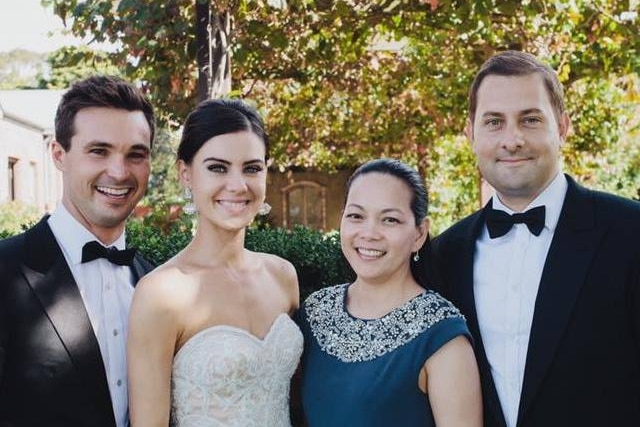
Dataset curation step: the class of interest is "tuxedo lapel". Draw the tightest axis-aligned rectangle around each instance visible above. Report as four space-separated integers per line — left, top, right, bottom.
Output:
452 212 482 343
517 177 603 424
131 252 154 284
21 218 115 424
447 208 507 427
131 255 146 284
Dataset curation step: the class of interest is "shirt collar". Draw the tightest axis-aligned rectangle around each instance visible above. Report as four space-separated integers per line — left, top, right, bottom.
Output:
492 172 568 233
48 203 127 265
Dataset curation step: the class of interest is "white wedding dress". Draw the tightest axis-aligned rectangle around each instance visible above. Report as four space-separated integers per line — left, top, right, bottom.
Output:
170 313 303 427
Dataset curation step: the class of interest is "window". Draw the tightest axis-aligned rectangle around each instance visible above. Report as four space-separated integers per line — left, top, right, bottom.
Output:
8 158 17 201
281 181 326 230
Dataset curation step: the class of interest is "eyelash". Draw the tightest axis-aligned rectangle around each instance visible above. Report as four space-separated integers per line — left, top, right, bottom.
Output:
344 213 402 224
485 118 502 127
206 164 264 173
383 217 401 224
129 152 148 160
484 117 542 128
244 165 264 173
523 116 542 125
88 149 148 162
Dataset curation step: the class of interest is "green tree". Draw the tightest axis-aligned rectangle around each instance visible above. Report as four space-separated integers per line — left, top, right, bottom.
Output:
44 0 640 229
0 49 47 89
144 127 184 213
37 45 122 88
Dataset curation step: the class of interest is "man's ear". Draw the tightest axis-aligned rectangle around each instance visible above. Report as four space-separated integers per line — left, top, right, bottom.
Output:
50 140 66 172
464 119 475 148
558 112 571 145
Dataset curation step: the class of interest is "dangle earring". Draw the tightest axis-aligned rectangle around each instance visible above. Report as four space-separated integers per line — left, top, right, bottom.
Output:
183 187 197 215
258 202 272 216
413 251 420 262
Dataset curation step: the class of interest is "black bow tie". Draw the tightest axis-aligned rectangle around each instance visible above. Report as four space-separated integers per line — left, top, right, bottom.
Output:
81 241 136 266
486 205 546 239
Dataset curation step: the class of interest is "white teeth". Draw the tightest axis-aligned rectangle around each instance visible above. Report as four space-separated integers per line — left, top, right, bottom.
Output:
218 201 248 207
96 186 130 196
357 248 384 257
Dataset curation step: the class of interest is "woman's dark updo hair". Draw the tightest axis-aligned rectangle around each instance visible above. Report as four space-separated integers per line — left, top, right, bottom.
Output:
345 158 428 226
178 98 268 164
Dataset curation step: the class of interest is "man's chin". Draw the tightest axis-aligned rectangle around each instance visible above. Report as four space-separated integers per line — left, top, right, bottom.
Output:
91 208 136 229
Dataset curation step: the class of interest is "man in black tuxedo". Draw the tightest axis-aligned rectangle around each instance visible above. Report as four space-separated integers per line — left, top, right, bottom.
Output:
430 51 640 427
0 76 156 426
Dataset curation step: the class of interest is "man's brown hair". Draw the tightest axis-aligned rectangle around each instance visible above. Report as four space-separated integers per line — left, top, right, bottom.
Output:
55 75 155 150
468 50 565 123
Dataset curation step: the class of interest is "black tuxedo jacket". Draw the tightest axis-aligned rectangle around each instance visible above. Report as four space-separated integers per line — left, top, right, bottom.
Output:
0 216 154 427
430 175 640 427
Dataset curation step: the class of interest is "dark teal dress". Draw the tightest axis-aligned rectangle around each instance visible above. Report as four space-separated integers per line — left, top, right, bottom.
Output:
297 283 470 427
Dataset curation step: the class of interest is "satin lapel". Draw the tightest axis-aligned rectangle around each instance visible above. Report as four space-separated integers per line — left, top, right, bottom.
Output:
454 211 482 343
21 219 115 424
517 177 602 424
461 207 507 427
448 207 508 427
131 254 152 284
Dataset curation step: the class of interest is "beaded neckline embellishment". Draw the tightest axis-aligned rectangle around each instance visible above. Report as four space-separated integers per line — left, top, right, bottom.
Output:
304 284 464 362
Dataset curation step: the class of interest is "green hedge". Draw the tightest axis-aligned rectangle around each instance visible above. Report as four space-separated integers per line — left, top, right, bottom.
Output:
0 201 40 235
125 218 194 267
125 218 353 300
245 226 355 300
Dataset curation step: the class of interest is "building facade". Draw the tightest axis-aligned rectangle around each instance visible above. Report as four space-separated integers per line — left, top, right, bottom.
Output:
0 90 64 213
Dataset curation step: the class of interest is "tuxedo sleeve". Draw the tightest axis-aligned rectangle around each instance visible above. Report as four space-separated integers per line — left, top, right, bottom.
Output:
423 236 448 295
0 260 7 385
631 251 640 348
0 237 18 391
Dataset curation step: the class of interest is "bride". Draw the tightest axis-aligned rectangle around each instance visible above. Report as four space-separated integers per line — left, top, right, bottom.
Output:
127 99 302 426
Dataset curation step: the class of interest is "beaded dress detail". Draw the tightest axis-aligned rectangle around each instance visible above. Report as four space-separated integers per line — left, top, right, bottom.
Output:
304 283 464 362
170 313 303 427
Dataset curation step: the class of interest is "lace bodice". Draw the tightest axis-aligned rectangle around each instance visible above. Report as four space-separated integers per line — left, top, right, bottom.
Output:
170 313 303 427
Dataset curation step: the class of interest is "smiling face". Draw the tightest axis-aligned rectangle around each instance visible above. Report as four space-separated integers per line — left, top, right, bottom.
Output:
52 107 151 244
179 131 267 231
467 73 570 211
340 172 428 286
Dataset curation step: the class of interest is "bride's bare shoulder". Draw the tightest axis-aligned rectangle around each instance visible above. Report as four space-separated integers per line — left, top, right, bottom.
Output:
255 252 299 309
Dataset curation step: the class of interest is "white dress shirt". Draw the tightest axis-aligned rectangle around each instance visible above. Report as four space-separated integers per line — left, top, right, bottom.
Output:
473 172 567 427
48 205 134 427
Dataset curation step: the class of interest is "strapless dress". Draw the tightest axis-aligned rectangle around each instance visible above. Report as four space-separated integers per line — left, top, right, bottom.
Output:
170 313 303 427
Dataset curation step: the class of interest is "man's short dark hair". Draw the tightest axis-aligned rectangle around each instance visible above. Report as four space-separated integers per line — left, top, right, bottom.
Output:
468 50 565 123
55 75 155 150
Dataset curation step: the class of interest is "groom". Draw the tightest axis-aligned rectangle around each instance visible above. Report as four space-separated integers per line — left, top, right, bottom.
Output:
430 51 640 426
0 76 155 426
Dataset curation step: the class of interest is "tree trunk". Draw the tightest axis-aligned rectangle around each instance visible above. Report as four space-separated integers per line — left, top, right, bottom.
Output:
195 1 209 102
209 9 232 98
195 1 232 101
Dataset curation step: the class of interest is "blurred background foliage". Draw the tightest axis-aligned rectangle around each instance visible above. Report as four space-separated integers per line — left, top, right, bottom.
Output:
125 219 354 298
0 0 638 297
1 0 638 233
0 201 40 235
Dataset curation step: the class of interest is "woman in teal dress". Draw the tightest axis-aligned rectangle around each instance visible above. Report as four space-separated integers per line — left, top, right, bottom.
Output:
297 159 482 426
